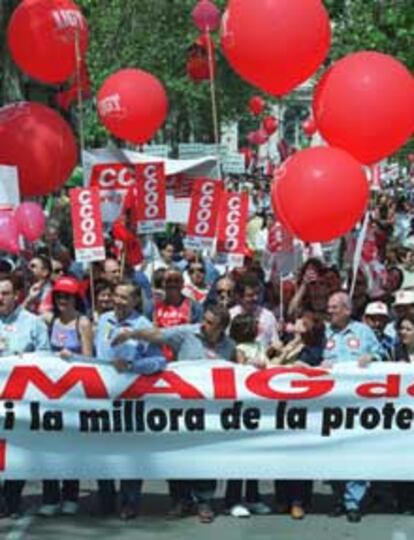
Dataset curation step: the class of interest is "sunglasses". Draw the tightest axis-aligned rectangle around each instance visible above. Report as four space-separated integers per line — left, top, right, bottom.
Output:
52 268 64 275
55 292 73 299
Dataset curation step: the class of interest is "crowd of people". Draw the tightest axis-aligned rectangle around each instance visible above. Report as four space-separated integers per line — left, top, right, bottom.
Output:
1 189 414 524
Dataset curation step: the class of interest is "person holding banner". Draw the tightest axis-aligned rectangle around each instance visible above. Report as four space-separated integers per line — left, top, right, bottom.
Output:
38 276 93 516
95 279 167 519
0 274 50 519
322 291 383 522
112 303 236 523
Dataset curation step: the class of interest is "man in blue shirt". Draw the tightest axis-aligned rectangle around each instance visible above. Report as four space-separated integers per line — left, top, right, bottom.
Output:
95 279 166 520
323 292 381 523
0 275 50 518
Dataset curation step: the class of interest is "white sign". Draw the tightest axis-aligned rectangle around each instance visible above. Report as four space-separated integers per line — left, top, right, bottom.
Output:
0 165 20 209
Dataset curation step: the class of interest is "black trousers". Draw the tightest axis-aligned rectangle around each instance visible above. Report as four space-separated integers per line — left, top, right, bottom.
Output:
225 480 260 506
2 481 25 514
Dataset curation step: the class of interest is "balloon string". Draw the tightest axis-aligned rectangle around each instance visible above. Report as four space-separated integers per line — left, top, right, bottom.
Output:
74 29 96 318
74 29 86 177
205 28 222 180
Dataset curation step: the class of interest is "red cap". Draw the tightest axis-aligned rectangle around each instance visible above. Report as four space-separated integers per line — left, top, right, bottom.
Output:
53 277 80 296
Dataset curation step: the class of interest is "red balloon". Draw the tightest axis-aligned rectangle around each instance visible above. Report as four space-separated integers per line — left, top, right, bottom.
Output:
0 102 77 197
7 0 88 85
97 69 169 145
302 117 317 137
263 116 278 135
271 147 369 242
221 0 331 96
248 96 265 116
313 52 414 165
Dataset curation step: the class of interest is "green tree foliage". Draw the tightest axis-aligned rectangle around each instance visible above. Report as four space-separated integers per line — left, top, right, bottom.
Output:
1 0 413 153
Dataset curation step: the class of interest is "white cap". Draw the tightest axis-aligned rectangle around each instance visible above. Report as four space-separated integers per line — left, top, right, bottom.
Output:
364 301 389 317
394 290 414 306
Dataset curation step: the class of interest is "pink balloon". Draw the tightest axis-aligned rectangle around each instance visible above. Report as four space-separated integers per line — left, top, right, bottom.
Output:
15 202 46 242
192 0 221 32
0 211 20 253
302 117 317 136
247 129 268 145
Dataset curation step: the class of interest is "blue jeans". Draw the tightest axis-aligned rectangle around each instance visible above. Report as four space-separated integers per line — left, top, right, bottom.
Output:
331 481 369 511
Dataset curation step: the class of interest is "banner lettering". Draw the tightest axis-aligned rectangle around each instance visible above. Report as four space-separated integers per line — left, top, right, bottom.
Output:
70 187 105 262
1 356 414 480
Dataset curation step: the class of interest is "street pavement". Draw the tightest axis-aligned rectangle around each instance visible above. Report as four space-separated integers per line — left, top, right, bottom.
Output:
1 481 413 540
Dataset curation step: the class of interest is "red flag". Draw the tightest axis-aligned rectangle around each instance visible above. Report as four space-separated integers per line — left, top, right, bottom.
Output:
217 191 249 254
186 178 222 250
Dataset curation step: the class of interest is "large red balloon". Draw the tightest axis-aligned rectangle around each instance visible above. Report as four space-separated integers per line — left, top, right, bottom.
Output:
97 69 169 145
271 147 369 242
7 0 88 85
0 102 77 197
313 52 414 165
221 0 331 96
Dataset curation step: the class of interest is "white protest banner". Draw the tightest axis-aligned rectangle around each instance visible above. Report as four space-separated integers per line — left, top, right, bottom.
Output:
2 355 414 480
135 163 166 234
84 149 218 225
70 187 105 263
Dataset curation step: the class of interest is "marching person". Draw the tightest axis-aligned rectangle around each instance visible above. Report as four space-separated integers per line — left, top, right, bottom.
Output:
111 303 236 523
95 279 166 519
0 275 50 519
322 291 382 523
39 276 93 516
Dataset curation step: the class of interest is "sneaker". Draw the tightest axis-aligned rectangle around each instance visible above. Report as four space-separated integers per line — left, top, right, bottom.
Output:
61 501 79 515
38 504 60 517
246 501 272 515
346 509 362 523
197 503 215 524
230 504 251 518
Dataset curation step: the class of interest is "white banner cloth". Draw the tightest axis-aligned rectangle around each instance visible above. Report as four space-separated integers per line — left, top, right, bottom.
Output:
0 354 413 480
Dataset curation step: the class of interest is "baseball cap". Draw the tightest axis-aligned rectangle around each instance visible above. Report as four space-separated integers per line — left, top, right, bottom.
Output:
53 276 80 296
364 301 389 317
393 290 414 306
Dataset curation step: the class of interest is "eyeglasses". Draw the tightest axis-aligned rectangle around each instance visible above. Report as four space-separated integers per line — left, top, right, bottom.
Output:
52 267 64 275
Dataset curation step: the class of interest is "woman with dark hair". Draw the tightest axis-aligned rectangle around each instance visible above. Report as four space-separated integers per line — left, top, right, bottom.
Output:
39 276 93 516
392 314 414 511
92 279 114 326
270 311 325 519
288 259 327 319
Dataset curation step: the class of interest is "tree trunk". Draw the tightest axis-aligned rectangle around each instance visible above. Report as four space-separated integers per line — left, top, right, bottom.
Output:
0 0 25 105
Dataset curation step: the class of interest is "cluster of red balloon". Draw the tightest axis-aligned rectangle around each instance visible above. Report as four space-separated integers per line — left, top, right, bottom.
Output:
186 1 221 83
3 0 85 200
246 96 278 147
221 0 414 242
0 202 45 254
3 0 170 202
